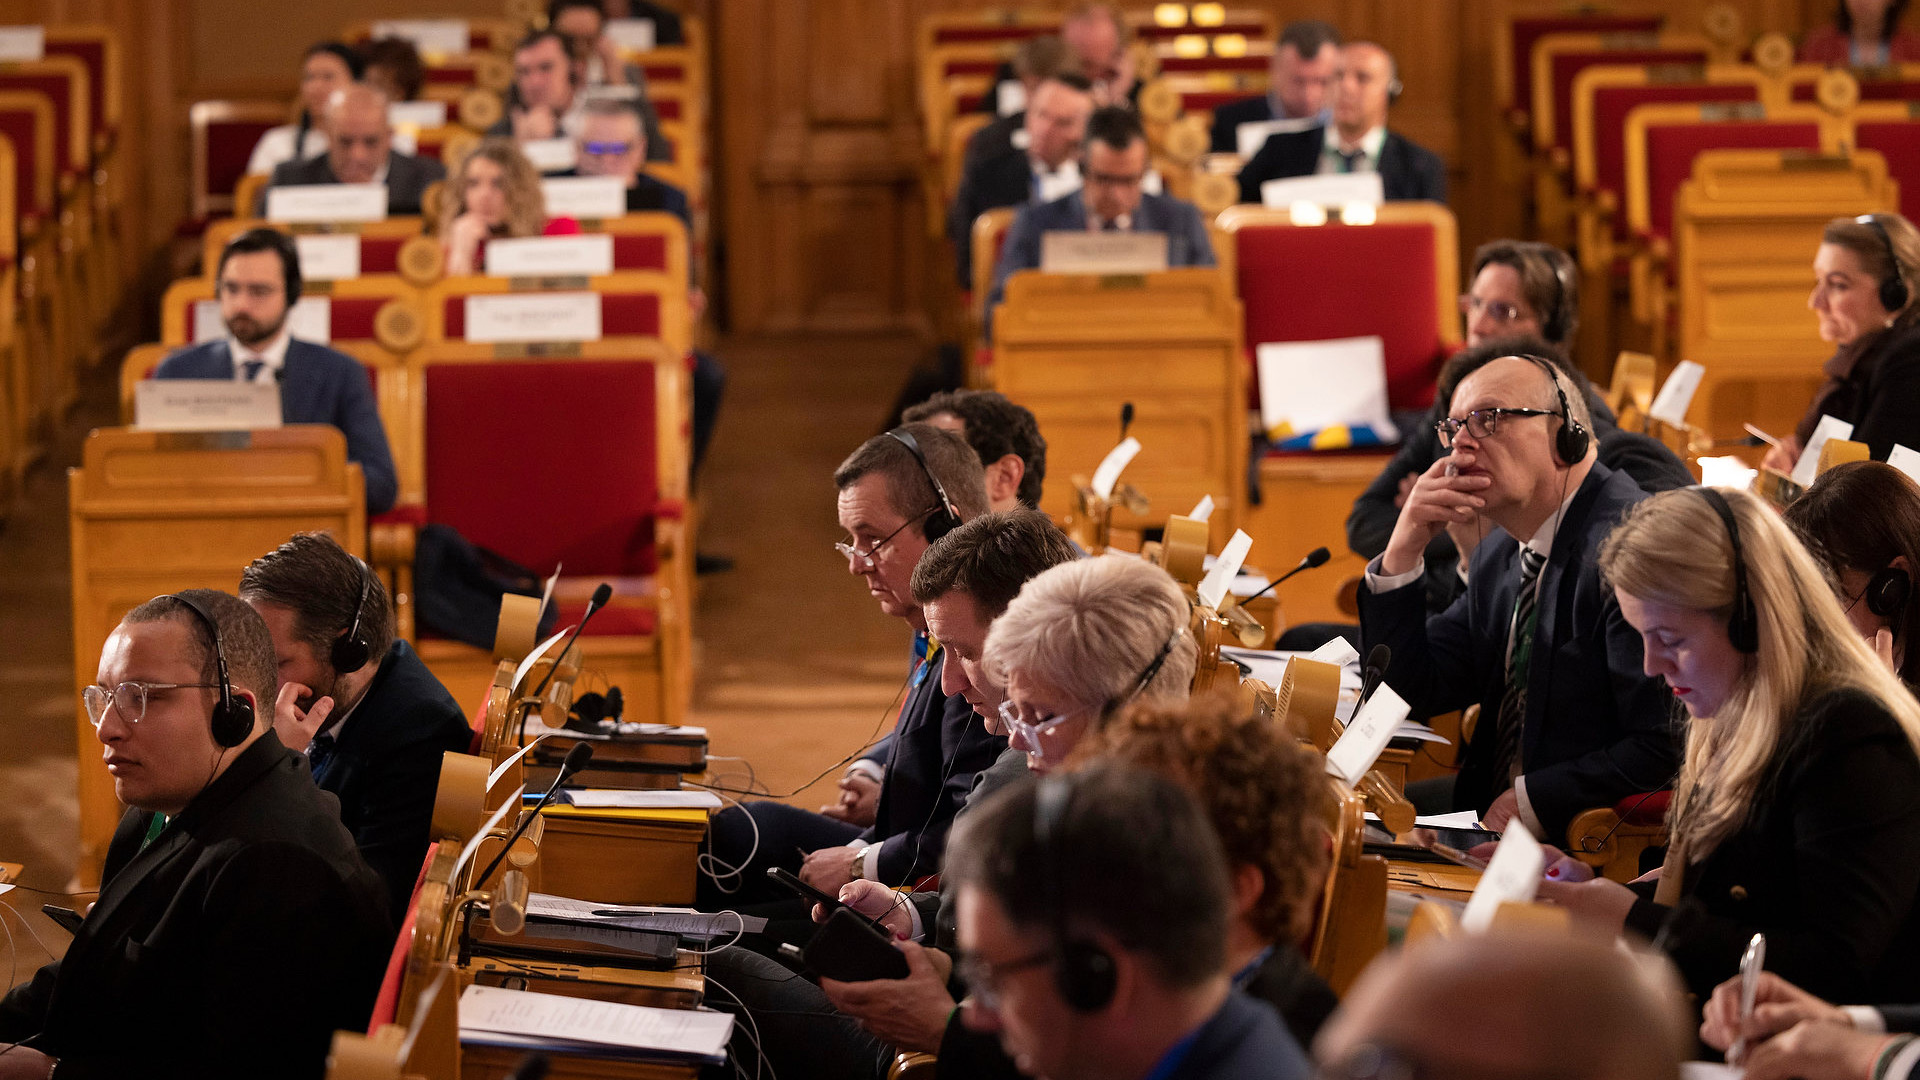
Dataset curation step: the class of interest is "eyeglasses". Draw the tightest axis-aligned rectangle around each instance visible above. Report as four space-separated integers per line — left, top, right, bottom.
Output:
997 701 1093 759
581 140 634 156
957 948 1053 1012
834 507 935 569
1433 407 1556 448
1458 294 1529 325
1085 169 1145 188
83 681 221 728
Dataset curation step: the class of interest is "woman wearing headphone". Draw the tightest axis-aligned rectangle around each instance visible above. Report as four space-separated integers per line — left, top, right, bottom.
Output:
1539 486 1920 1006
1784 461 1920 688
1765 213 1920 472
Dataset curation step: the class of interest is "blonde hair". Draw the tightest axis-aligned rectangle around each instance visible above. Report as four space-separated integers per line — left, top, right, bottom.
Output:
441 136 548 239
983 554 1194 714
1599 487 1920 859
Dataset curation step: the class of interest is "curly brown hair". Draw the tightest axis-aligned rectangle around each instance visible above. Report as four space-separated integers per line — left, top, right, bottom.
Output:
1068 690 1333 946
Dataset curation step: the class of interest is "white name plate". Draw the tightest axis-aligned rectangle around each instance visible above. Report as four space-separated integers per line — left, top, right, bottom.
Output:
1261 171 1384 209
485 234 615 277
192 297 332 345
266 183 389 224
1649 360 1705 426
134 380 283 432
464 291 602 343
372 19 467 59
521 137 579 174
0 26 45 62
1040 230 1169 274
1195 529 1253 613
541 176 627 220
1325 683 1411 786
295 234 361 281
604 18 656 54
389 100 449 130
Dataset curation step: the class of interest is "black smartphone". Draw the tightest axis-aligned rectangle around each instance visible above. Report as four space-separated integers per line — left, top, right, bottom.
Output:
800 907 909 982
41 905 83 935
766 866 872 924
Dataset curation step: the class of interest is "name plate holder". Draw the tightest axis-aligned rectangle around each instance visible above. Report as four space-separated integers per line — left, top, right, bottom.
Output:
266 183 389 224
540 176 627 221
1039 231 1169 274
463 291 602 345
134 380 283 433
485 234 615 278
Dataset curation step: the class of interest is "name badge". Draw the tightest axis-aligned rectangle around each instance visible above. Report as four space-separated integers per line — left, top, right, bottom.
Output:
521 138 578 174
541 176 627 220
1039 231 1169 274
266 183 389 224
388 100 449 131
371 18 467 60
1325 683 1411 786
0 26 45 62
134 380 283 432
195 298 331 345
485 234 614 277
604 18 656 54
295 234 361 281
1260 172 1383 209
464 292 602 343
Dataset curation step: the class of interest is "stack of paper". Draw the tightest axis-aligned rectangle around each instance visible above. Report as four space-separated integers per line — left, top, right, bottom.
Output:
525 892 767 940
459 984 733 1064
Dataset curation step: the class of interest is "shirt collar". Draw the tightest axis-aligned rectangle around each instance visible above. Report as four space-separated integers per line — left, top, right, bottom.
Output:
1323 124 1387 161
228 325 293 380
1523 477 1585 559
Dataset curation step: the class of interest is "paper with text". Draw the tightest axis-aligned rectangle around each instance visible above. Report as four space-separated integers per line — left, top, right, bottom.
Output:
486 234 616 277
1196 530 1254 612
1793 414 1854 487
1256 336 1397 442
541 176 628 220
372 19 467 59
134 381 282 432
1326 684 1410 785
1310 635 1362 668
1648 360 1704 426
1090 436 1141 498
1460 820 1544 932
1039 231 1169 274
464 292 602 344
520 137 578 174
294 234 361 281
605 18 656 53
266 183 388 224
459 984 733 1057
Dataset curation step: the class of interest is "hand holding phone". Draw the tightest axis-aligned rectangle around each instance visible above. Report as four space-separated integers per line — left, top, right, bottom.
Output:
799 908 910 982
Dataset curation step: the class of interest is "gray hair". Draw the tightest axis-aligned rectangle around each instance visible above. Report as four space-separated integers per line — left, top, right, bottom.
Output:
983 555 1195 711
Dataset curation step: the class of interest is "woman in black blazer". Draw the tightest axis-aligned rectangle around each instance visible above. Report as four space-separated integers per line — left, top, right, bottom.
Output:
1540 486 1920 1007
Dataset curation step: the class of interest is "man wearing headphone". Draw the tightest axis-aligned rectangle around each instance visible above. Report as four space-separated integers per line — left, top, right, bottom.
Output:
1236 41 1447 205
0 590 391 1078
1360 353 1680 841
240 532 474 923
153 228 398 516
945 767 1311 1080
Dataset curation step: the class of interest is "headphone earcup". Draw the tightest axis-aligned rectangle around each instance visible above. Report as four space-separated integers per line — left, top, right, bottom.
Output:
1883 275 1911 316
1867 567 1913 619
924 505 961 543
329 633 371 673
1055 941 1118 1012
211 694 254 749
1727 591 1761 654
1556 419 1590 465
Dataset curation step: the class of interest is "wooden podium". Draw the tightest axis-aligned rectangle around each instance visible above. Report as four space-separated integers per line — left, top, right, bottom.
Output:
67 425 365 883
991 267 1246 546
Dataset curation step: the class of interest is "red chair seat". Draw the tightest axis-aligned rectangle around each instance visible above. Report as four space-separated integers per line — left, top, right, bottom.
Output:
1613 790 1671 825
553 598 657 637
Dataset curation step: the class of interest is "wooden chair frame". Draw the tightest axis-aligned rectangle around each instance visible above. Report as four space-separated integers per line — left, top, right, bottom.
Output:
160 274 427 356
200 217 431 282
421 270 690 357
188 99 289 221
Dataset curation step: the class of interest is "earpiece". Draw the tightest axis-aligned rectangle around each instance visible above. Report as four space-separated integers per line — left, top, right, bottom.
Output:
1693 488 1761 654
1866 565 1913 620
1387 76 1403 105
171 593 256 748
1541 250 1576 345
328 560 374 673
1857 214 1911 315
1518 354 1590 465
886 429 964 542
1034 776 1118 1013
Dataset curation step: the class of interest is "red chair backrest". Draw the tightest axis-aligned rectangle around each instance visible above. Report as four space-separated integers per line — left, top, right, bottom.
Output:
1178 89 1255 112
1547 48 1708 151
1509 15 1663 116
41 39 107 137
1134 20 1268 42
422 359 661 575
359 236 408 275
1792 79 1920 103
439 288 663 340
930 24 1054 47
1156 54 1269 74
1644 120 1822 239
367 841 439 1030
0 72 77 174
612 233 669 272
1593 83 1757 238
204 117 277 203
422 65 477 90
1857 120 1920 222
0 106 46 220
184 294 394 344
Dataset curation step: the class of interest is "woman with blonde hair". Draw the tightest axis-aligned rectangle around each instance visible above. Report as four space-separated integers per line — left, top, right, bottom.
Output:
1540 486 1920 1006
439 137 580 275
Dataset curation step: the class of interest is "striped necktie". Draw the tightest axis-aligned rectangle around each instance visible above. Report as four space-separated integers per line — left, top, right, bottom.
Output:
1491 546 1548 787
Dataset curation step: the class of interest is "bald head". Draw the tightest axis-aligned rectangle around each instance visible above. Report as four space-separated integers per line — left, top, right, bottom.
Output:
1316 932 1690 1080
324 84 393 184
1332 41 1397 139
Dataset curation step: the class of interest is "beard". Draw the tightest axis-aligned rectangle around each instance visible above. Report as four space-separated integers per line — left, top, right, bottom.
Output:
226 309 287 348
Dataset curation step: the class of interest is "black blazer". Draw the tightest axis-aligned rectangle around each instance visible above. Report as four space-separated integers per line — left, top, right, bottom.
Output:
1208 94 1276 154
1236 125 1448 205
263 150 448 216
963 113 1022 174
0 733 392 1079
937 989 1310 1080
947 146 1036 287
1242 946 1339 1051
1358 462 1682 838
1626 688 1920 1005
1796 321 1920 462
314 639 475 922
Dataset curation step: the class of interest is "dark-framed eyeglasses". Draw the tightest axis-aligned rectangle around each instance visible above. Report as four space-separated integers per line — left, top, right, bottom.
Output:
1458 294 1529 325
957 948 1054 1012
581 140 635 156
834 507 936 569
83 681 221 728
1434 407 1556 448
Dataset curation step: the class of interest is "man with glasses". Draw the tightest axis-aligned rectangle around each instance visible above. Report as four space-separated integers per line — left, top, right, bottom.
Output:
0 590 391 1078
695 424 1004 907
1358 351 1679 840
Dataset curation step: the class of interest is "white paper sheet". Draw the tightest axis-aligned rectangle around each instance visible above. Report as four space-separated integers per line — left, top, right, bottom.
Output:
541 176 628 220
1325 684 1411 786
1460 820 1544 932
388 100 449 130
1236 115 1317 158
265 183 388 224
1195 530 1253 612
1260 171 1383 209
1793 414 1855 487
1698 456 1758 491
1256 335 1397 442
1648 360 1704 425
564 789 722 810
372 19 468 59
0 27 45 62
294 234 361 281
458 984 734 1058
1679 1064 1741 1080
463 292 602 344
997 80 1028 117
521 137 579 174
485 234 616 277
1309 634 1362 669
1089 436 1141 498
1188 495 1214 521
604 18 657 54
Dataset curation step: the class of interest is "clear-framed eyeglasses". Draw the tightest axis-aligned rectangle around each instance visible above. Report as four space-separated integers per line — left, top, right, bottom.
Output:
1433 407 1556 449
956 948 1053 1013
834 507 935 569
83 681 221 728
1457 294 1529 325
996 701 1093 760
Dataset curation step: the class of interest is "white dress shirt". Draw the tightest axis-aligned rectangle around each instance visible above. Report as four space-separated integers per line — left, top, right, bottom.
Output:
1316 125 1388 176
228 326 293 384
246 124 329 177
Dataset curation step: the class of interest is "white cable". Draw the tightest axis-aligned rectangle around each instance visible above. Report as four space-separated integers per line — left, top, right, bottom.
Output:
676 909 748 956
702 969 776 1080
0 900 61 963
691 783 761 894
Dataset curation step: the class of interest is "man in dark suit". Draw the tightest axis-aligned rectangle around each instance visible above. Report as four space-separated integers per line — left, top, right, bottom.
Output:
154 229 397 516
0 590 391 1079
961 35 1076 172
240 532 473 923
947 72 1095 287
946 766 1312 1080
1208 20 1340 155
986 107 1216 332
696 424 1006 907
1237 41 1447 205
1358 352 1680 840
262 84 445 216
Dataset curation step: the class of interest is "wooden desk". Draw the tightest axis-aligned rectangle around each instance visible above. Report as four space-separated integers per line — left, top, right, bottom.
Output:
1245 452 1393 627
532 807 709 906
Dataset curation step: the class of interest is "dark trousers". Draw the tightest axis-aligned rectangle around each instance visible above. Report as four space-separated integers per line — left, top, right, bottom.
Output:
698 800 864 908
701 946 892 1080
690 349 725 481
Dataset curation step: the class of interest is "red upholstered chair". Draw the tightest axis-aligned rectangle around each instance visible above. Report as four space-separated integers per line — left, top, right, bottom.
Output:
1789 62 1920 104
199 218 430 282
44 28 126 324
189 100 287 222
1853 114 1920 222
367 841 440 1031
0 59 91 184
1567 791 1671 883
1214 202 1461 421
340 17 521 54
160 274 426 358
423 269 690 357
1499 14 1663 132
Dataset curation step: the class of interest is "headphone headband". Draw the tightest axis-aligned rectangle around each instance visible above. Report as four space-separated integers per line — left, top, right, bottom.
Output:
1856 214 1911 315
1691 487 1760 654
885 429 964 542
167 593 256 747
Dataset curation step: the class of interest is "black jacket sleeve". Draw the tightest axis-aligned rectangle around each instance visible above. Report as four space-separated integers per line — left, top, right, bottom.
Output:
1856 347 1920 463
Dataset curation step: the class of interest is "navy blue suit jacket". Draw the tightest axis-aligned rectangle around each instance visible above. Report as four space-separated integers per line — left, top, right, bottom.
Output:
312 639 474 922
1237 125 1448 205
986 188 1217 333
1208 94 1276 154
154 338 398 515
1357 462 1681 838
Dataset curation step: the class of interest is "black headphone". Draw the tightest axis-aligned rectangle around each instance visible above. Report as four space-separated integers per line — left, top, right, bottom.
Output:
886 429 964 543
220 228 303 305
169 593 256 748
1693 487 1761 654
1516 354 1591 465
1866 565 1914 619
1540 250 1577 345
1857 214 1911 315
1033 775 1118 1012
329 559 374 673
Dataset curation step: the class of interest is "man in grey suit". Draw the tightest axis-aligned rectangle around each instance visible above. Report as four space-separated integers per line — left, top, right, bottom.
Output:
986 106 1216 336
261 84 445 217
153 229 398 515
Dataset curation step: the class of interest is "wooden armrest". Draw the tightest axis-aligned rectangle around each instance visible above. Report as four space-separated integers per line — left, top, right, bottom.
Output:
370 519 419 643
890 1052 939 1080
1335 574 1361 617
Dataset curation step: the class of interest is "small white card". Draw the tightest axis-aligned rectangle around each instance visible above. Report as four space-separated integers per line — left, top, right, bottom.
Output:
388 100 448 130
1036 162 1082 203
604 18 657 54
294 234 361 281
1256 335 1397 441
997 80 1028 117
0 26 45 62
1460 820 1545 933
1236 115 1317 158
520 137 578 174
464 291 602 343
565 789 721 810
1309 635 1361 668
1189 495 1214 521
1698 455 1758 491
485 234 615 277
134 380 282 432
1648 360 1704 426
1196 530 1254 612
1889 444 1920 486
1793 414 1855 487
265 183 388 224
541 176 627 220
371 18 468 59
1261 171 1384 209
193 297 331 345
1090 436 1141 498
1039 231 1169 274
1325 683 1410 786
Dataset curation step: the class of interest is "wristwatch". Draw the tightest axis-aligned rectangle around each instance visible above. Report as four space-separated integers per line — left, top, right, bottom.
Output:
850 843 874 880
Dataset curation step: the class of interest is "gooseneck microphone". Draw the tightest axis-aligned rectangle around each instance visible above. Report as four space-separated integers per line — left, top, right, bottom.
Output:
1357 644 1392 707
517 582 613 746
1232 546 1332 607
1120 402 1134 442
474 742 594 889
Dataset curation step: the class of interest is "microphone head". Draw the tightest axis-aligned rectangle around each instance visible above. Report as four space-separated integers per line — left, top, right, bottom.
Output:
588 583 613 609
1303 546 1331 569
1363 643 1391 675
561 741 594 775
